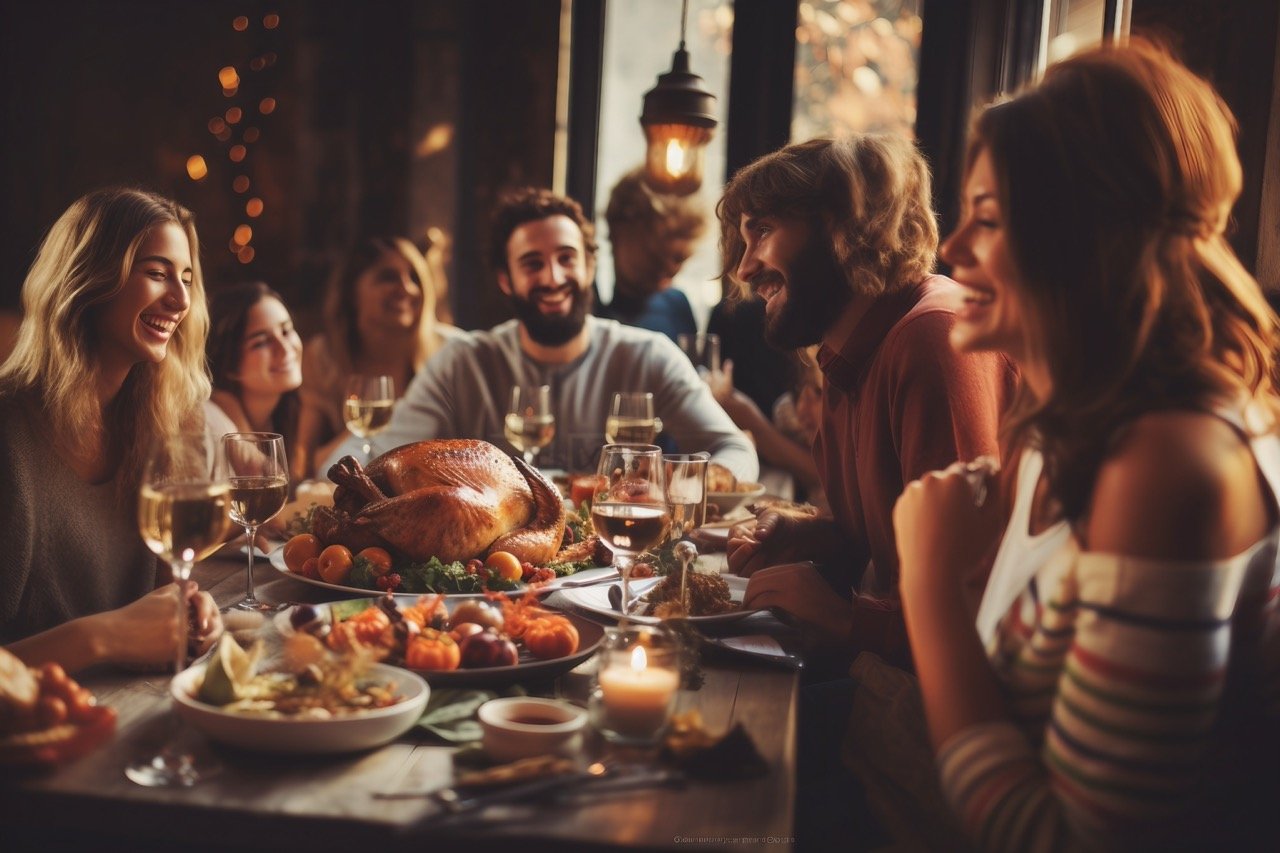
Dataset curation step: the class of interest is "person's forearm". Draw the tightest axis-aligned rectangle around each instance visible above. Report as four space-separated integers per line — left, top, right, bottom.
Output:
6 616 106 673
901 575 1007 750
733 402 820 489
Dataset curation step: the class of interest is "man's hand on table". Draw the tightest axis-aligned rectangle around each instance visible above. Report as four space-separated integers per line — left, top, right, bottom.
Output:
726 508 833 577
743 561 852 650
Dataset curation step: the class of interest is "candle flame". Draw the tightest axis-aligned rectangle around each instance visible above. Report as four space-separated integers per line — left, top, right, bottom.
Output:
630 645 648 672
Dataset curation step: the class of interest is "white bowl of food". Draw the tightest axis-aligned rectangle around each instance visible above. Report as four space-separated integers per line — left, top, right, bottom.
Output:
478 696 587 763
705 481 767 519
171 661 428 754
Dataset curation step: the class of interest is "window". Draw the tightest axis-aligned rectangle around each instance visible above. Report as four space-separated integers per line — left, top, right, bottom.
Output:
792 0 924 141
594 0 733 328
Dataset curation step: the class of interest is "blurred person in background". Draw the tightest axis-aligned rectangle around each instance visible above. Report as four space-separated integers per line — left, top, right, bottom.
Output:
295 235 462 480
595 167 702 342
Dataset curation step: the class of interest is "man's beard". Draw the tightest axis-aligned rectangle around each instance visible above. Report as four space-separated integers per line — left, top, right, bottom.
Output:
509 283 593 347
759 243 849 349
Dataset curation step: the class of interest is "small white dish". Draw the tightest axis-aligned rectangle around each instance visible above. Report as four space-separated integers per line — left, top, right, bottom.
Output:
171 662 428 754
478 697 587 763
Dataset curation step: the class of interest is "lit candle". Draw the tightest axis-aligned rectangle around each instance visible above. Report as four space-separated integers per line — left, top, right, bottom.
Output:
597 645 679 737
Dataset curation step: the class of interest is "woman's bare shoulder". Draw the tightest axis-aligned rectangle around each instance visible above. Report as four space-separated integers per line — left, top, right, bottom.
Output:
1083 410 1272 560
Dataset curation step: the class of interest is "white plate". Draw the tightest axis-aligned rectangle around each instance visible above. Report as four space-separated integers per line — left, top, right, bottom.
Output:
171 662 429 754
556 574 760 626
706 483 767 517
268 547 616 598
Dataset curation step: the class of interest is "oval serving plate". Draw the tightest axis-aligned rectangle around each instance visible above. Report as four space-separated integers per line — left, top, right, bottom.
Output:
172 662 429 754
556 574 761 627
268 547 617 600
278 597 605 689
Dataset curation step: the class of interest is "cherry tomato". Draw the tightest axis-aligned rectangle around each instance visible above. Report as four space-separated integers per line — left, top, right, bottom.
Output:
523 615 580 660
283 534 323 574
357 547 394 577
317 544 354 585
300 557 320 580
484 550 523 582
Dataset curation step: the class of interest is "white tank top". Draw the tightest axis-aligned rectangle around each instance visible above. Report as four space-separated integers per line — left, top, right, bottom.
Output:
974 447 1071 647
974 400 1280 649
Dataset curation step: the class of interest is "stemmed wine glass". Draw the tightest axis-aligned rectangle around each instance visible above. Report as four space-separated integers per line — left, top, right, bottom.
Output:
505 384 555 466
677 332 721 377
664 452 709 613
127 433 233 788
344 374 394 459
223 432 289 612
590 444 670 624
605 392 663 445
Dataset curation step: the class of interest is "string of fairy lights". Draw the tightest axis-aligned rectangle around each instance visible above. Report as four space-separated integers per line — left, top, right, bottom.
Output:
184 11 282 265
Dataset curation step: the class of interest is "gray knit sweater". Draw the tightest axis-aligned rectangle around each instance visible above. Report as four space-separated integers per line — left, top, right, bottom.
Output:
0 394 156 644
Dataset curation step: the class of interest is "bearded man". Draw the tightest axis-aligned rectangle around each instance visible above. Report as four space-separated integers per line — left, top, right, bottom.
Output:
321 187 756 480
723 136 1016 669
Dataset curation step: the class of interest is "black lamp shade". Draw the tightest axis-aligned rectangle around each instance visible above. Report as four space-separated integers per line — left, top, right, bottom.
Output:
640 48 717 194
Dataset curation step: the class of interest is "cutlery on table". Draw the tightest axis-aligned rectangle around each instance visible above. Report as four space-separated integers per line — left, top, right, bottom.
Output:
554 570 622 589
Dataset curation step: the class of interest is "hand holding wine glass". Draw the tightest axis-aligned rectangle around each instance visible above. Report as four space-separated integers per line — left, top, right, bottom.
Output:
505 384 555 466
344 374 395 458
223 432 289 612
127 433 233 788
605 391 663 445
590 444 670 623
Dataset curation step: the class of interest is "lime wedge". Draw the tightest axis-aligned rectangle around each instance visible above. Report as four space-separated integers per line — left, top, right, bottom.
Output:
197 635 261 706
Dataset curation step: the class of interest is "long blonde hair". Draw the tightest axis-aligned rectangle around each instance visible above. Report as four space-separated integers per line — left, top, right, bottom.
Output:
0 187 211 486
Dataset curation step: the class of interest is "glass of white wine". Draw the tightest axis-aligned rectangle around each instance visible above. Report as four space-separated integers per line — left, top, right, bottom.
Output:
223 432 289 612
664 452 709 614
605 391 663 445
127 433 233 788
505 384 555 466
590 444 670 624
344 374 395 459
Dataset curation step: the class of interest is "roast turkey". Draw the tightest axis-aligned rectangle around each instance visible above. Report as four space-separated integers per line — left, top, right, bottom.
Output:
311 440 567 564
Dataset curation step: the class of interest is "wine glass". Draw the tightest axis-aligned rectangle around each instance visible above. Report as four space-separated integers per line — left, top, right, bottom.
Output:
223 432 289 612
344 375 395 458
677 332 721 377
590 444 670 624
127 433 233 788
664 452 709 614
605 392 663 445
505 384 555 466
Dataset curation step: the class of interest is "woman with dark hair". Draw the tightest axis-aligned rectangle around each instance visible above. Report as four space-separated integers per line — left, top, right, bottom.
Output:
0 187 221 671
894 41 1280 848
205 281 302 453
295 236 460 480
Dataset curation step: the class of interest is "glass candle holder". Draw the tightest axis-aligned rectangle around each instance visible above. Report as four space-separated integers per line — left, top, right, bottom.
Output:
588 624 681 746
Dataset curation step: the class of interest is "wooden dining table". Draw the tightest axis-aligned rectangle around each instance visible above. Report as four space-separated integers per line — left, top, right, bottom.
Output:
2 549 799 852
